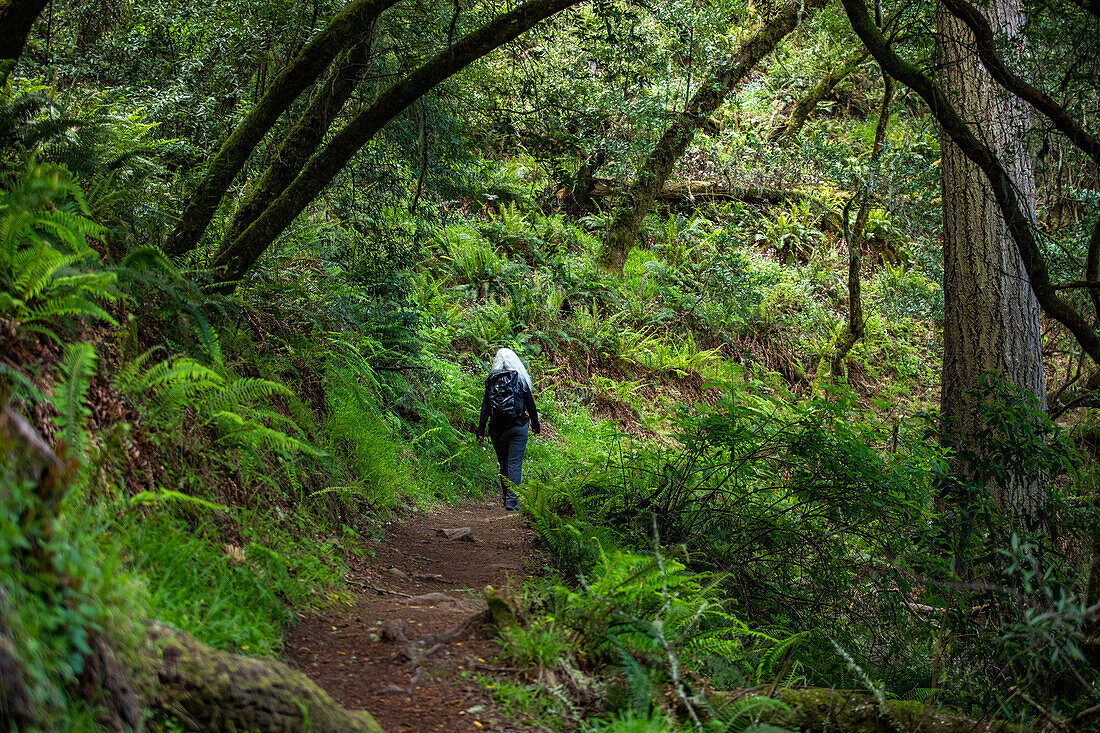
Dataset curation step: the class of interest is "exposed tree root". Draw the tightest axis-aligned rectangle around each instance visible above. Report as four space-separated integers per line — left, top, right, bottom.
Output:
145 623 384 732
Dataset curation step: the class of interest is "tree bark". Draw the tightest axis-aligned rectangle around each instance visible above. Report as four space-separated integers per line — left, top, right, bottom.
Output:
776 46 869 143
598 0 828 275
212 0 584 286
167 0 402 257
936 0 1048 515
215 34 377 260
0 0 49 86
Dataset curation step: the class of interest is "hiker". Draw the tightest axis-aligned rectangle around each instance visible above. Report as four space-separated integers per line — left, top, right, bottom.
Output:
476 347 540 511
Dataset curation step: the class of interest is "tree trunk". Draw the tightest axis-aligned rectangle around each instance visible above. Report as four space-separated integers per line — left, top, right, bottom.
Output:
776 46 869 143
937 0 1047 516
560 148 607 215
598 0 827 275
215 34 377 262
823 72 894 387
167 0 402 258
0 0 49 86
212 0 583 286
709 687 1014 731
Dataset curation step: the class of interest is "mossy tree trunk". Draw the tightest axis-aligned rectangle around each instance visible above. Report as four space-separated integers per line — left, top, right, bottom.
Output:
214 33 378 264
597 0 828 276
166 0 402 257
211 0 583 286
776 46 869 143
145 624 382 732
711 688 1017 732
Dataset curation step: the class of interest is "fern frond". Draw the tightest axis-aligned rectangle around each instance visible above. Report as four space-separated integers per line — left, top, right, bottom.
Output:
202 377 292 414
11 245 74 298
755 631 809 685
211 411 324 457
53 342 97 455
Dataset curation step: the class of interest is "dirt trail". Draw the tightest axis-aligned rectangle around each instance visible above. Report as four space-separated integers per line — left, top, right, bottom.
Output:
284 500 540 732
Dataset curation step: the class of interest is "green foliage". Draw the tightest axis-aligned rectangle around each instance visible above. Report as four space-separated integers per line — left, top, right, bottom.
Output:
122 509 343 656
115 349 320 458
53 342 98 457
0 439 143 730
0 162 115 346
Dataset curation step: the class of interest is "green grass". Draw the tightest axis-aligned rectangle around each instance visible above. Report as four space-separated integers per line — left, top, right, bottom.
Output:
121 509 343 656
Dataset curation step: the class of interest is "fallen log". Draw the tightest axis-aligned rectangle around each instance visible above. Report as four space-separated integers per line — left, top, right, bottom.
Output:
586 177 806 205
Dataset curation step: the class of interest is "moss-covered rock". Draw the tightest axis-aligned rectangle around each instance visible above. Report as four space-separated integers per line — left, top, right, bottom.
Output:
145 623 383 732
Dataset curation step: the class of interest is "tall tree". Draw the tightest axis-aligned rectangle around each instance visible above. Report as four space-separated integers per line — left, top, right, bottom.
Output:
598 0 828 275
842 0 1100 522
936 0 1046 515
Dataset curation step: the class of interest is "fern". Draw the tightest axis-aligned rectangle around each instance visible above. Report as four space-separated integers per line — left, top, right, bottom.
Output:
115 351 323 460
754 631 809 685
53 342 97 456
0 163 115 345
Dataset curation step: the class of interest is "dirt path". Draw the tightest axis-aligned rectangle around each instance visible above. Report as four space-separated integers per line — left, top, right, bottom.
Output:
284 500 540 732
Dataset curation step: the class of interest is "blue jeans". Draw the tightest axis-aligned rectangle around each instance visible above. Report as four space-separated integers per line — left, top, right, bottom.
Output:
491 424 528 509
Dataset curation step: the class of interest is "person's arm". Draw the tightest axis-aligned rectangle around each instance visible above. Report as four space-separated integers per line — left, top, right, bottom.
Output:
524 387 540 434
477 383 490 438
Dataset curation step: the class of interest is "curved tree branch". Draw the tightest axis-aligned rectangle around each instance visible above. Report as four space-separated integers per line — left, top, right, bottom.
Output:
840 0 1100 366
212 0 586 285
0 0 49 86
167 0 403 257
218 34 378 254
940 0 1100 165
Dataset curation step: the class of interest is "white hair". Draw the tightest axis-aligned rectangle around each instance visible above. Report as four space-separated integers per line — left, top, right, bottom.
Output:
490 348 532 391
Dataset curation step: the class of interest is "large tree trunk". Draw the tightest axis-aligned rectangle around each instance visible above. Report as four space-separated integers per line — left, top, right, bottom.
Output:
0 0 49 86
167 0 402 258
597 0 827 275
937 0 1047 517
212 0 583 286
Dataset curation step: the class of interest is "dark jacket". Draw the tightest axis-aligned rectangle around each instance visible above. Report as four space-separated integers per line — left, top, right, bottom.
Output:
477 374 540 438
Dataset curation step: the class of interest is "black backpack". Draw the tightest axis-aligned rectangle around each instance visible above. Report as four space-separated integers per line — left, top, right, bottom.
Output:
487 370 524 420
